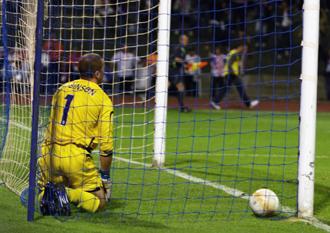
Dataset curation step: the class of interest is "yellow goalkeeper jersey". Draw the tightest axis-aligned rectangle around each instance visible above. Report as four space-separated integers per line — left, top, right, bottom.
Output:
43 79 113 155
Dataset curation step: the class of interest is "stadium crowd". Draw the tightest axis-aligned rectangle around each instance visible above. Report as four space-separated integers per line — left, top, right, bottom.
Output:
1 0 330 102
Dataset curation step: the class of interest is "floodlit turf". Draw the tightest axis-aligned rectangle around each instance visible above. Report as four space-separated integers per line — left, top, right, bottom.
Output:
110 109 299 220
0 109 329 233
0 185 327 233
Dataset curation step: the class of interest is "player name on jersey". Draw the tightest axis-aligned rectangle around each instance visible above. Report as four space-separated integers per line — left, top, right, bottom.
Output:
67 83 96 96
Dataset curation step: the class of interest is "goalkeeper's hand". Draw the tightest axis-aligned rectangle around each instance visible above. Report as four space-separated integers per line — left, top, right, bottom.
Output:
100 170 112 202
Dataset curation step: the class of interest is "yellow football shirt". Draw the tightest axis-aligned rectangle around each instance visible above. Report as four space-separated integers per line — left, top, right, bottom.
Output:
43 79 113 155
223 49 241 76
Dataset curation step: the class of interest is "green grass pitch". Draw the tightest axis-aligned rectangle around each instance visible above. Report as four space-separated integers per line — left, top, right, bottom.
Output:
0 108 329 233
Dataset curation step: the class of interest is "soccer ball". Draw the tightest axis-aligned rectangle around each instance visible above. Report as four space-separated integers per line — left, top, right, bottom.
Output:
249 188 280 217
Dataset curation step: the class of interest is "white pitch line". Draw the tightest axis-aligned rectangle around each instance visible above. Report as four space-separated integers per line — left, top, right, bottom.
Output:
115 157 249 199
115 156 330 233
9 121 31 131
106 151 329 159
0 118 31 131
301 218 330 233
164 152 328 159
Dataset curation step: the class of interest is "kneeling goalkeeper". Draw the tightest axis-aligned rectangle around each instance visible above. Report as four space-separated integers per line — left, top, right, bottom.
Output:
38 53 113 213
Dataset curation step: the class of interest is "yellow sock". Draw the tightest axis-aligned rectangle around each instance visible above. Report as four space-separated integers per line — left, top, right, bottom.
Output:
66 188 100 213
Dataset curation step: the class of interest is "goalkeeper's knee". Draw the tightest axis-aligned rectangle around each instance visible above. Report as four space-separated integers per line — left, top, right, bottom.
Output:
66 188 101 213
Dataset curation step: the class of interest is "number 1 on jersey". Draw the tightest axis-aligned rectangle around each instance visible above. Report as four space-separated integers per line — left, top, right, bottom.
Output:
61 94 74 125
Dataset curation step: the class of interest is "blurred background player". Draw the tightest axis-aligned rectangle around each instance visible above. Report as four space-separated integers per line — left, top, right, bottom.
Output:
209 46 226 110
38 53 113 213
185 49 202 97
170 34 191 112
111 45 140 94
220 44 259 108
324 48 330 101
146 51 158 100
135 58 152 101
42 33 64 95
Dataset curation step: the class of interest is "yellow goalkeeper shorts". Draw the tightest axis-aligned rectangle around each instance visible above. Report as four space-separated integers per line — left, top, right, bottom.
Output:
38 143 103 192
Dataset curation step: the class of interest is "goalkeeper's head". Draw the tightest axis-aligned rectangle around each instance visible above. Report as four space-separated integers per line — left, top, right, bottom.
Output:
78 53 104 84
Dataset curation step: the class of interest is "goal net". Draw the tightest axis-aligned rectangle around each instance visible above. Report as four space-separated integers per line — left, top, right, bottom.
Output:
0 0 315 222
0 1 37 194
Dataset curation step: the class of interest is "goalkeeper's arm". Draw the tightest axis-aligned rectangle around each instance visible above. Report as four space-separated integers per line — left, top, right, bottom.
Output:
99 152 112 202
98 95 114 158
100 151 112 171
98 95 114 201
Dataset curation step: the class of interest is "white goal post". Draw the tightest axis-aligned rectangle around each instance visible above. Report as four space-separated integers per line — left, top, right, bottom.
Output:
152 0 171 167
298 0 320 219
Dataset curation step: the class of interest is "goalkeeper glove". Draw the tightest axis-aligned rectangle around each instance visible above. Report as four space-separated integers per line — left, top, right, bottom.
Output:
100 170 112 202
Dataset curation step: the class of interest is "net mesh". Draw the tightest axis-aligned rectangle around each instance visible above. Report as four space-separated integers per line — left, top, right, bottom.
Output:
0 0 304 222
0 1 37 194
